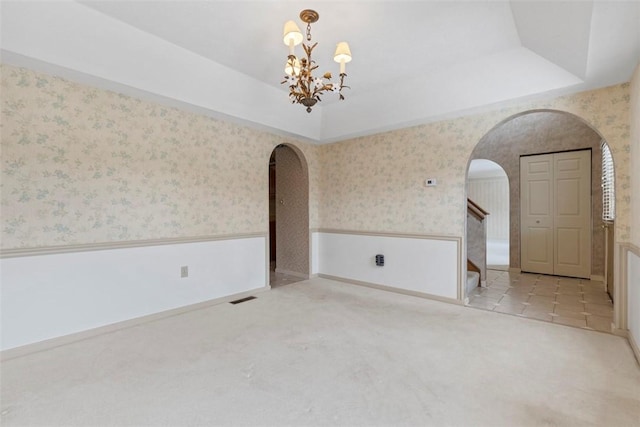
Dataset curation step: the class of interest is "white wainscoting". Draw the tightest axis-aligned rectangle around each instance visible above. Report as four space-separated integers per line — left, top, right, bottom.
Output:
311 231 320 276
316 231 461 301
627 246 640 360
0 236 267 351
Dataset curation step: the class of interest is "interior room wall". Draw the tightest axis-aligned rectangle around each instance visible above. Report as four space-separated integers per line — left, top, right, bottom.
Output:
1 62 635 349
317 87 631 244
469 112 604 276
0 64 320 351
628 62 640 355
631 64 640 248
317 82 631 305
0 64 320 249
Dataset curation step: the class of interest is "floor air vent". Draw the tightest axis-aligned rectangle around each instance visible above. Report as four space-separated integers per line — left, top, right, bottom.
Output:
229 296 257 305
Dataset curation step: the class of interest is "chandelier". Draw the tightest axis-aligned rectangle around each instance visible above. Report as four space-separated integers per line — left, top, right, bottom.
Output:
281 9 352 113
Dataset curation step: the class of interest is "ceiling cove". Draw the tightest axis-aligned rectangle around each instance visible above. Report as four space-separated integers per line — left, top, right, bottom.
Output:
1 1 639 144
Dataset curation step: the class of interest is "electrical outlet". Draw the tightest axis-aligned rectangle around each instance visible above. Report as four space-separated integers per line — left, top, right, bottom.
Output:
181 266 188 278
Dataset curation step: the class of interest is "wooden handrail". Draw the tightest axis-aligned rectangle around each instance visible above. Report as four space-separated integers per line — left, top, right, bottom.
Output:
467 259 481 274
467 198 489 221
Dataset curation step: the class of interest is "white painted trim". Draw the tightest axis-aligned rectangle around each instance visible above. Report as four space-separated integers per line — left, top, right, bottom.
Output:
1 232 267 259
265 236 271 288
315 228 461 242
457 234 464 301
612 328 629 338
1 286 269 362
318 274 463 306
615 243 630 331
629 329 640 366
620 242 640 365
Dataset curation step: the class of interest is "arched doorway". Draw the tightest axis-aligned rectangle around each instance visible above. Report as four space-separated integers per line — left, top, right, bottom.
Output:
268 144 310 287
465 110 616 333
468 159 510 271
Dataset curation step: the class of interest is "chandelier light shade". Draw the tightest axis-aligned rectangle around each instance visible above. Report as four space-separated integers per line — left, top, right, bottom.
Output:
284 57 301 77
283 20 303 52
281 9 352 113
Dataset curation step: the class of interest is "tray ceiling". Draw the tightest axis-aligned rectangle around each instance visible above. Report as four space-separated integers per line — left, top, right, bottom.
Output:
2 1 639 143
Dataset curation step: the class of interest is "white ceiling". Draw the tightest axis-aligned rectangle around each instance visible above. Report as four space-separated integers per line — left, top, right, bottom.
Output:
2 1 639 144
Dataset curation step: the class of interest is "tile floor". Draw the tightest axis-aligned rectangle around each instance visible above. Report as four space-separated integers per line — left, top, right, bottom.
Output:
467 269 614 333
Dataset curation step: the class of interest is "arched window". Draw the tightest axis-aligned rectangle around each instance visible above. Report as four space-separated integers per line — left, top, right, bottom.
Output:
601 141 615 221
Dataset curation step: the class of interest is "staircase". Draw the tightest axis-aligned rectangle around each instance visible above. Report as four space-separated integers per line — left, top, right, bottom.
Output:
466 271 480 295
467 198 489 290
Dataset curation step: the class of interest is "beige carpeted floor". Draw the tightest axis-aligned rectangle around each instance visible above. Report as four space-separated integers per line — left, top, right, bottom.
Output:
1 278 639 426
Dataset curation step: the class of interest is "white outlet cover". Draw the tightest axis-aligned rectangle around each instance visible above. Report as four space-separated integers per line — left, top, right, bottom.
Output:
425 178 437 186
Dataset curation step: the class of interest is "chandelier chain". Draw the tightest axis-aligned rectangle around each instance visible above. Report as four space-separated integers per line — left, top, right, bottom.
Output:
306 23 312 42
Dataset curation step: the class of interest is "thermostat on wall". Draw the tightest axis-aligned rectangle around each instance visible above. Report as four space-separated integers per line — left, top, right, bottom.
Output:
425 178 437 187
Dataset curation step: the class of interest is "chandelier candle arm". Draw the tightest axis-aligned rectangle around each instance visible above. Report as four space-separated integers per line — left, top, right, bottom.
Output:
280 9 352 113
333 42 352 74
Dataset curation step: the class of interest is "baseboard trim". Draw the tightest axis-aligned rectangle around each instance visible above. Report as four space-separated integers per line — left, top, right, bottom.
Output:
274 268 309 279
629 331 640 366
509 268 521 273
590 274 604 282
0 286 270 361
612 328 629 338
318 274 462 306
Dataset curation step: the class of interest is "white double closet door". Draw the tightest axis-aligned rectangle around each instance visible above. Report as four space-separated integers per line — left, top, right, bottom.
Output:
520 150 591 279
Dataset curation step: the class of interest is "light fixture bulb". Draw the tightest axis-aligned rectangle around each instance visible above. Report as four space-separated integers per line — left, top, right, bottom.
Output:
284 57 301 77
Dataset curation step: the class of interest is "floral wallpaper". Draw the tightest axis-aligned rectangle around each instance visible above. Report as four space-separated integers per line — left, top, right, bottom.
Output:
1 64 320 249
630 64 640 248
1 64 632 253
318 83 631 245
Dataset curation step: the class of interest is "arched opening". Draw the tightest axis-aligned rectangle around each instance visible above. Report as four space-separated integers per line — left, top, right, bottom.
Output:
468 159 510 271
465 110 616 333
268 144 310 287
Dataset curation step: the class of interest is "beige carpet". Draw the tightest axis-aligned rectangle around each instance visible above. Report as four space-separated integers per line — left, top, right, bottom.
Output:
1 278 639 426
